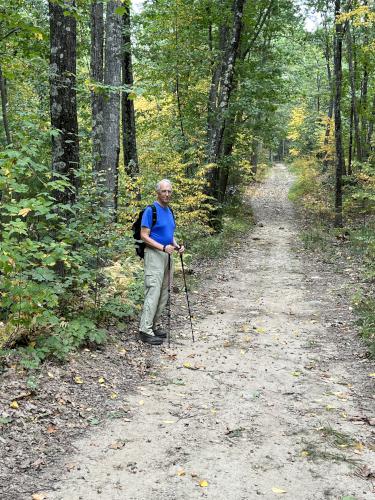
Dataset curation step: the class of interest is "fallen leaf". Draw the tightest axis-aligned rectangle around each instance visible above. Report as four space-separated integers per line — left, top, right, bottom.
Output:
272 487 287 494
110 392 118 399
32 494 47 500
46 425 57 434
162 420 175 424
47 372 54 378
98 377 105 384
177 468 185 476
183 362 199 370
292 371 301 377
74 376 84 384
109 440 125 450
369 373 375 377
10 401 19 409
199 480 208 487
256 327 266 334
139 400 144 405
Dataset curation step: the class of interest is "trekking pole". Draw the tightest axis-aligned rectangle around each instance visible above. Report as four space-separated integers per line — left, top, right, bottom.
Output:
167 253 171 348
179 252 195 343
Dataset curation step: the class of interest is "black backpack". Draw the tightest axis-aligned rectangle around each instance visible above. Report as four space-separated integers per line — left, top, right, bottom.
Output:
132 204 175 259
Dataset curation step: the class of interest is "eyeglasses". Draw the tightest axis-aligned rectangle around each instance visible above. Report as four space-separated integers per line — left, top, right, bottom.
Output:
160 190 172 194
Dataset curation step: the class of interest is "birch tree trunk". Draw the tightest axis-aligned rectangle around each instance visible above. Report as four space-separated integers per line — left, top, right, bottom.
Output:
101 0 122 216
91 0 104 172
333 0 345 227
0 64 11 145
122 5 139 178
49 0 79 205
206 0 246 199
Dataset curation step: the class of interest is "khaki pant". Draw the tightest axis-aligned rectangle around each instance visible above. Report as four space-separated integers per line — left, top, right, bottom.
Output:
139 247 173 335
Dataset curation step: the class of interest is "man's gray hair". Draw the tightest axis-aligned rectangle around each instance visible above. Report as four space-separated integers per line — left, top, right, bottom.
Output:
156 179 172 192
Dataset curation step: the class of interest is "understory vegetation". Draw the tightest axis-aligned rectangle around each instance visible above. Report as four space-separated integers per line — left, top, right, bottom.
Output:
1 0 374 364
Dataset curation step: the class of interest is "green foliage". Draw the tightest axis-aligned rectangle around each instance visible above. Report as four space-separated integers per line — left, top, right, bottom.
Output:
188 201 254 259
353 291 375 357
0 140 142 364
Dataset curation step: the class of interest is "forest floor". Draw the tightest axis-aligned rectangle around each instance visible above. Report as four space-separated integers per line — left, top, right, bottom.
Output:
2 163 375 500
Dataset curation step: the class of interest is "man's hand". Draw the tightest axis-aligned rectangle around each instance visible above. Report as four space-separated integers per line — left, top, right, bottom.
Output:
177 244 185 254
164 244 175 255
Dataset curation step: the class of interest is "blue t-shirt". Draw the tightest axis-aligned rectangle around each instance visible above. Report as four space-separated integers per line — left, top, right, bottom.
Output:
141 202 175 246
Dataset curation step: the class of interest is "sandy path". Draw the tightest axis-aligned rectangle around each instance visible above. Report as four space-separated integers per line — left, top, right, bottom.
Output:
39 164 374 500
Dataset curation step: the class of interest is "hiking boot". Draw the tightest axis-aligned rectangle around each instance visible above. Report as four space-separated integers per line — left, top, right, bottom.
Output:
139 332 163 345
153 328 167 338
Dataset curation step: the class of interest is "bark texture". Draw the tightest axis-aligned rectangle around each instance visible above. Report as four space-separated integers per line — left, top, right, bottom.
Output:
91 0 104 172
333 0 344 227
122 5 139 178
206 0 246 199
49 0 79 205
0 64 11 145
101 0 122 216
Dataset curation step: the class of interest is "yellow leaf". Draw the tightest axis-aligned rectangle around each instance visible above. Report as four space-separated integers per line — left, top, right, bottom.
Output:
369 373 375 377
199 480 208 487
110 392 118 399
47 372 54 378
10 401 19 409
98 377 105 384
256 327 266 334
272 487 287 494
139 400 144 405
34 32 44 40
292 371 301 377
177 468 185 476
183 362 192 369
354 442 365 452
162 420 175 424
74 376 84 384
301 450 310 457
18 207 32 217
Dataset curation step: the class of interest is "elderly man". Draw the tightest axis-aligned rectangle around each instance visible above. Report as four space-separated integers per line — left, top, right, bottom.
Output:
139 179 185 345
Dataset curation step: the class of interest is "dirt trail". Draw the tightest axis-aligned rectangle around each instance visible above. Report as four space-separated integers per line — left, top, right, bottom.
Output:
38 164 374 500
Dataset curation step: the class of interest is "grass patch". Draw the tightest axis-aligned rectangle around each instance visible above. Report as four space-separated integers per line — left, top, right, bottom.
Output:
188 202 254 259
301 443 360 465
353 291 375 357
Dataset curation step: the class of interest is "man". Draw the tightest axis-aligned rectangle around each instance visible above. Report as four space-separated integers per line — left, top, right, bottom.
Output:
139 179 185 345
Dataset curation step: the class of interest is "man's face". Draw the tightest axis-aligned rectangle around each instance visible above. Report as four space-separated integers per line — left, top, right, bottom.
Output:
157 182 172 205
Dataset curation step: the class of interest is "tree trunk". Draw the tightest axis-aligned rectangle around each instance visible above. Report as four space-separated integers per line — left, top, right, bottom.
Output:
0 64 11 145
49 0 79 205
333 0 345 227
346 25 361 162
348 102 353 176
322 16 333 171
91 0 104 172
101 0 122 217
207 21 229 149
206 0 247 199
122 5 139 178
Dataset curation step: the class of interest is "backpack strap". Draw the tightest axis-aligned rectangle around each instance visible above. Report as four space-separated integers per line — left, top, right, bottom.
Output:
169 206 175 221
150 204 157 227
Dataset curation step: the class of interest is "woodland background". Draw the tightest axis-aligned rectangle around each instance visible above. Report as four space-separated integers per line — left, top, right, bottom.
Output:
0 0 374 367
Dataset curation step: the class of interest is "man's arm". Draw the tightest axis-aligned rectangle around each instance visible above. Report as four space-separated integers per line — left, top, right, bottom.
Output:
141 227 175 254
